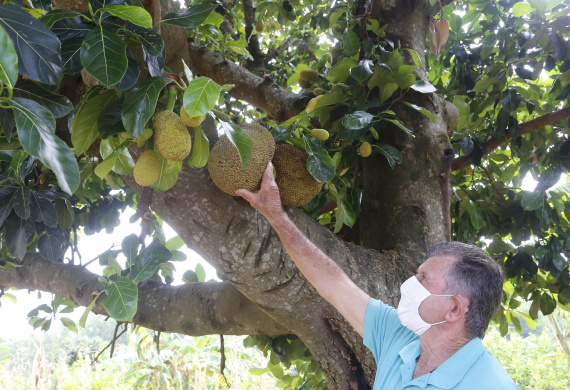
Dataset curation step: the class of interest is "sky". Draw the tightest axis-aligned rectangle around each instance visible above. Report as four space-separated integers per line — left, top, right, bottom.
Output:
0 207 218 341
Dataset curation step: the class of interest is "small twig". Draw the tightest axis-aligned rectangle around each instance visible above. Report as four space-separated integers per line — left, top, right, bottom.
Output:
83 244 118 268
219 335 230 387
138 187 154 248
155 331 161 355
92 323 127 364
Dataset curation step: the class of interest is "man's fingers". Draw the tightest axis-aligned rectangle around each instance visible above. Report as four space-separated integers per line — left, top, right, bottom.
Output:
262 161 275 183
235 188 255 203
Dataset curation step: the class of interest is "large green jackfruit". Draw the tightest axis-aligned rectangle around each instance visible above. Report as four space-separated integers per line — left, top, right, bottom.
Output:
154 110 192 161
273 143 323 207
134 150 160 187
208 123 275 196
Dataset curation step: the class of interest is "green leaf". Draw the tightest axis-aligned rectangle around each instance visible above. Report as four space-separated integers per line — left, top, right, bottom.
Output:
350 60 374 83
512 2 533 17
468 201 485 230
165 236 184 251
12 80 73 118
182 270 198 283
125 23 164 58
4 214 28 259
54 198 74 230
114 48 139 92
500 88 522 112
61 37 84 75
10 98 79 195
540 293 556 315
72 90 116 155
326 58 358 83
0 23 18 90
39 10 82 28
195 263 206 282
529 293 541 320
102 276 138 322
122 233 139 264
94 157 115 179
402 102 436 122
80 25 127 87
521 191 544 211
131 240 173 282
60 317 78 333
100 137 134 175
367 64 393 90
403 48 422 68
79 291 103 328
410 80 437 94
183 77 222 117
304 137 335 182
384 118 414 137
151 148 182 191
374 144 403 169
220 121 253 169
342 30 360 56
38 226 66 262
342 111 374 130
30 192 58 227
122 77 171 138
98 5 152 28
13 186 31 219
160 4 217 27
0 4 62 85
188 125 209 168
379 82 399 103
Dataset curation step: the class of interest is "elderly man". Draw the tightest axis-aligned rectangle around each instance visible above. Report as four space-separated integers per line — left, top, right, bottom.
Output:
237 163 520 389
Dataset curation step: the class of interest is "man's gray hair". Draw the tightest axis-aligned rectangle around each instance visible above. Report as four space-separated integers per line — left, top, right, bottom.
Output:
427 242 504 339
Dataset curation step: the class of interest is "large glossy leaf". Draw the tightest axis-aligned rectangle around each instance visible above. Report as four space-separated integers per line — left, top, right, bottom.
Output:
98 97 126 139
122 233 139 264
125 23 164 57
4 213 27 259
114 48 139 91
375 144 403 169
54 198 74 230
60 37 84 75
0 192 17 227
13 186 31 219
100 137 134 174
468 201 485 230
342 111 374 130
0 4 62 85
80 25 127 87
220 121 253 168
98 5 152 28
38 226 66 262
188 126 209 168
121 77 171 138
102 276 138 322
304 138 335 182
30 192 58 228
12 80 72 118
89 0 123 12
183 77 222 117
50 16 91 41
131 240 172 282
10 98 79 195
410 80 437 93
72 90 116 155
160 4 217 27
39 10 82 28
151 148 182 191
0 24 17 90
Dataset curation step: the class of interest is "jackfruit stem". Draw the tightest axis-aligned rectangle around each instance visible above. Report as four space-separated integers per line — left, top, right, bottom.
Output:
165 89 177 112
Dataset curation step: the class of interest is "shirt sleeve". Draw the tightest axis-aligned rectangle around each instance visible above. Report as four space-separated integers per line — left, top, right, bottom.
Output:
363 298 416 361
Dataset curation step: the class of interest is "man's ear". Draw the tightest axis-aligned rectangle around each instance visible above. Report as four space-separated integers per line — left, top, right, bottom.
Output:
445 295 469 323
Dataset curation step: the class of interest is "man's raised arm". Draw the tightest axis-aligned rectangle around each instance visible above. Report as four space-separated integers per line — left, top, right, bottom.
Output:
236 162 371 337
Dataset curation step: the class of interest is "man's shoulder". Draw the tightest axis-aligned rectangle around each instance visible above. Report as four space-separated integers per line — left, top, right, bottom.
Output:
462 348 519 388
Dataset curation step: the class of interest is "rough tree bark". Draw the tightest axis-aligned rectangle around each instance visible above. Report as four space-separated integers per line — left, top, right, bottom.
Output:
0 0 451 388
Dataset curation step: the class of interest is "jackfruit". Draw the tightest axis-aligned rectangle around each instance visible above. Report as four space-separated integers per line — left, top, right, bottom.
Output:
273 143 323 207
359 142 372 157
154 110 192 161
134 150 160 187
208 123 275 196
311 129 329 141
305 95 323 114
298 78 312 89
255 19 264 33
300 68 319 81
180 109 206 127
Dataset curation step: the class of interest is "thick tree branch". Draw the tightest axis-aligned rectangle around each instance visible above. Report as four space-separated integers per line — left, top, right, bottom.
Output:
452 105 570 171
0 254 289 337
186 42 301 122
241 0 266 71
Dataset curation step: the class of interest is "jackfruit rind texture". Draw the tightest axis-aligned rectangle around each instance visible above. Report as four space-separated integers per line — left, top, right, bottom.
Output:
180 109 206 127
154 110 192 161
208 123 275 196
273 143 323 207
134 150 160 187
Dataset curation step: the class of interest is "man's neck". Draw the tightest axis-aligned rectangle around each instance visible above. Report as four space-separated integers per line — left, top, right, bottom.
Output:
412 329 471 379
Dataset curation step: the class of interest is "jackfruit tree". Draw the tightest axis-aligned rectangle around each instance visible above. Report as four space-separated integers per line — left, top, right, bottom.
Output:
0 0 569 388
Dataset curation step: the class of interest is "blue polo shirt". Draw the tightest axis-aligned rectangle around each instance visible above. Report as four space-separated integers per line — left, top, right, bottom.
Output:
363 298 520 389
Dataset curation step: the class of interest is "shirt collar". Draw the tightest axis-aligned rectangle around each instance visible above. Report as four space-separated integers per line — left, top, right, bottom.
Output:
427 337 485 388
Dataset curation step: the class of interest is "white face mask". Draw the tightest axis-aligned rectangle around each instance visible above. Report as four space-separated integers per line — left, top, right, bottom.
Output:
397 276 454 336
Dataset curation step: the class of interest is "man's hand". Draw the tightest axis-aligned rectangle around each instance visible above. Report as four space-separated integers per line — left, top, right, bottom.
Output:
236 162 285 225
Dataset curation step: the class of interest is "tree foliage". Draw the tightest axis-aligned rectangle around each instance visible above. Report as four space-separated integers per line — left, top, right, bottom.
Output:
0 0 569 387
